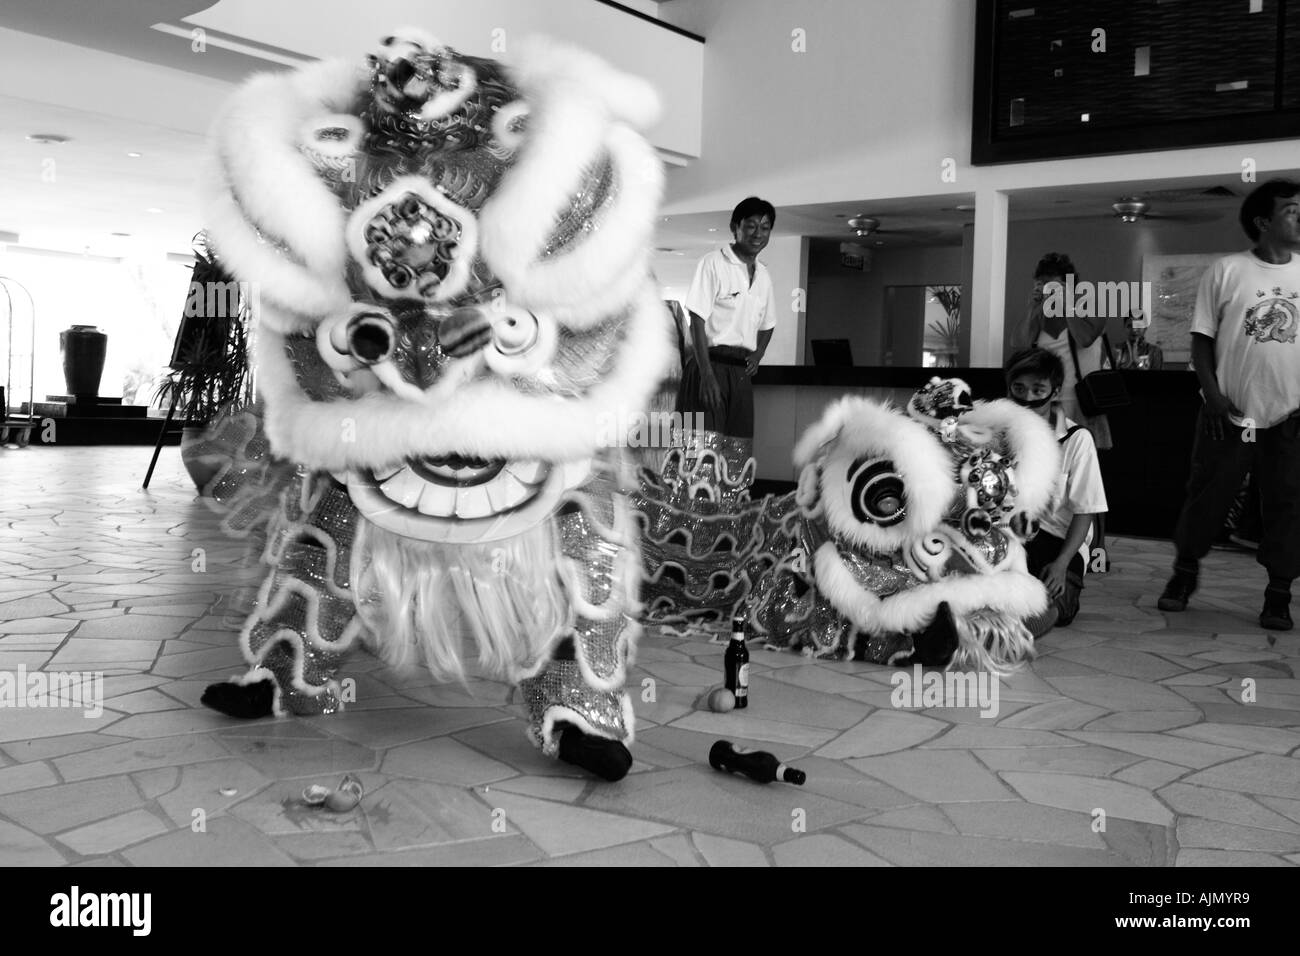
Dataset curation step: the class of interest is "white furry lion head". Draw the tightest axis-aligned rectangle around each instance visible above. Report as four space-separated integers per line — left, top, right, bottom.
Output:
203 30 669 542
791 389 1059 644
793 388 1060 584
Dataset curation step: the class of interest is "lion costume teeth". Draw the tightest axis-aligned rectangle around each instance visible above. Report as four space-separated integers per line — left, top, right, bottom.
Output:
194 28 667 771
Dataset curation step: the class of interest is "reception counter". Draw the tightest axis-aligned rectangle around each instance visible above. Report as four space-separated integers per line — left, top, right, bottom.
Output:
752 367 1202 540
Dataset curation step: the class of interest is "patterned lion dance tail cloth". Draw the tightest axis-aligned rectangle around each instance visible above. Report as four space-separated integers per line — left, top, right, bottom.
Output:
196 28 669 781
635 378 1062 673
631 422 770 635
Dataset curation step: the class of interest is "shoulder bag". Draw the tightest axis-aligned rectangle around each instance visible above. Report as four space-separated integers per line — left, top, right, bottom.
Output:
1068 332 1129 416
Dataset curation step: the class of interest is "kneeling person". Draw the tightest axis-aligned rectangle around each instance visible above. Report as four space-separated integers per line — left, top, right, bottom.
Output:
1005 348 1109 627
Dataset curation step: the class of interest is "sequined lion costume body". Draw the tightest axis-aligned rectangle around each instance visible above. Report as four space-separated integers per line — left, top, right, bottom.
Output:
635 379 1061 672
196 29 669 780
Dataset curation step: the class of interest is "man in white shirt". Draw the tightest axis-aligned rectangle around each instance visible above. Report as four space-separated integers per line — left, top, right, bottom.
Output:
1159 179 1300 631
679 197 778 441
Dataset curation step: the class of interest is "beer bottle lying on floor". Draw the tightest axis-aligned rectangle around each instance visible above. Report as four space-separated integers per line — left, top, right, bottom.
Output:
709 740 806 785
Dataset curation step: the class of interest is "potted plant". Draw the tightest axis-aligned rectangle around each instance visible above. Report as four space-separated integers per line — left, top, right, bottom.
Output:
153 235 254 491
927 285 962 369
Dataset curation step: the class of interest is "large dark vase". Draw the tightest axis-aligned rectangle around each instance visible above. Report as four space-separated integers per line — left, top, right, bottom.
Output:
60 325 108 397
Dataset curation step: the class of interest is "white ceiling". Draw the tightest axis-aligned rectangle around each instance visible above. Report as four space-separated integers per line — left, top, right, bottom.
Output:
0 0 707 259
0 0 1267 267
0 0 284 257
0 95 208 257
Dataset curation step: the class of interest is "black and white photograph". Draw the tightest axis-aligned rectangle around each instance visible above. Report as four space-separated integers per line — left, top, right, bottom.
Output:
0 0 1295 922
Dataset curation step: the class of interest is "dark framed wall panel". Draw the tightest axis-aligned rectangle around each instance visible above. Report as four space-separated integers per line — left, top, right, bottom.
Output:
973 0 1300 164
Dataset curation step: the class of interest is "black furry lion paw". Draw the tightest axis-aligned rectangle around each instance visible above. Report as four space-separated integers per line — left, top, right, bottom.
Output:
201 679 274 719
556 723 633 781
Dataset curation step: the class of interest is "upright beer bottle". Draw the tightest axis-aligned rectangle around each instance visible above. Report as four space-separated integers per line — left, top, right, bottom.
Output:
724 615 749 708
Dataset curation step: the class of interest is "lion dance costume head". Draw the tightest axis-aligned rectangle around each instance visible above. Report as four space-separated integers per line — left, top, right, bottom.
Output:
636 378 1061 673
197 28 669 780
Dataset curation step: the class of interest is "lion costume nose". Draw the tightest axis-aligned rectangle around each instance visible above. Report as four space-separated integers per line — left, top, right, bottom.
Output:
386 57 417 90
439 306 493 358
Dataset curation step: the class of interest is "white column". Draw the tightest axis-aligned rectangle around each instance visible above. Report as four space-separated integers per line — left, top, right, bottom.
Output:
968 187 1009 367
760 235 809 365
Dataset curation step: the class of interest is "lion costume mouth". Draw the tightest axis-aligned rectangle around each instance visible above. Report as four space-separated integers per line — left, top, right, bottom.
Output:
346 455 592 543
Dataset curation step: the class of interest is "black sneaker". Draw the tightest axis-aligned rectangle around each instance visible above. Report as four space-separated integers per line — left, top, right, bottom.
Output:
1260 600 1293 631
1157 571 1198 612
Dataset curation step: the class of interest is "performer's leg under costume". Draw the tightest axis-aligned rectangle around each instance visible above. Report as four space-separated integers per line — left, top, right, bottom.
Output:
204 472 364 718
519 466 640 778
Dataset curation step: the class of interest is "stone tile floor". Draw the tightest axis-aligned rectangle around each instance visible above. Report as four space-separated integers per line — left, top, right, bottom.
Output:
1 446 1298 866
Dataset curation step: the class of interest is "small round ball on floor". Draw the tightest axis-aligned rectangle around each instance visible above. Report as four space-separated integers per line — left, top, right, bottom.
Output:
707 687 735 712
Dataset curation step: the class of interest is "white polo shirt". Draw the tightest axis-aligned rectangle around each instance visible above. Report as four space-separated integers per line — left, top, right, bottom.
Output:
1041 409 1108 567
684 243 777 351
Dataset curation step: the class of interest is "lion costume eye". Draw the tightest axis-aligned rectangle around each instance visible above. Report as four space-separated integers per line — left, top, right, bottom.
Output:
347 311 396 364
317 305 398 373
846 457 907 526
482 306 556 376
492 309 539 356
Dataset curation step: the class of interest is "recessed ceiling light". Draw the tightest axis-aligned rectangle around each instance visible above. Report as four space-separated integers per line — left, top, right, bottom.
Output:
27 133 70 145
875 240 885 246
126 151 142 158
955 204 976 211
708 228 717 232
146 207 163 214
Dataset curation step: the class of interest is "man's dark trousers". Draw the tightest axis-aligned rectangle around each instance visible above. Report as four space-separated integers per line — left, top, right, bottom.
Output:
679 346 754 438
1172 409 1300 584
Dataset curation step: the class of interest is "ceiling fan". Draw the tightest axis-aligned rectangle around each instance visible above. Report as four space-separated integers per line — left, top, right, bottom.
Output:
844 215 941 241
1108 196 1226 225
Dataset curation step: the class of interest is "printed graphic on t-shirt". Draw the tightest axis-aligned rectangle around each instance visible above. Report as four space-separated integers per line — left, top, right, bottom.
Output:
1243 287 1300 344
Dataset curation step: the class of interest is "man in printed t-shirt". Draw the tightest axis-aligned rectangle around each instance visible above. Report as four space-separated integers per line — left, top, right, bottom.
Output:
1159 179 1300 631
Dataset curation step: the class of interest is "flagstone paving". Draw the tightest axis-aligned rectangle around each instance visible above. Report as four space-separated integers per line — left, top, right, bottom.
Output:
0 445 1298 866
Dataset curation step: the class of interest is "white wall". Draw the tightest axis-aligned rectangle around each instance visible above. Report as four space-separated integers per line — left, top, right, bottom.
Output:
658 0 971 212
759 235 808 365
660 0 1300 210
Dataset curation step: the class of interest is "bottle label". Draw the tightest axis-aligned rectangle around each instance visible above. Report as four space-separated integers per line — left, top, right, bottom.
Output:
737 663 749 695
